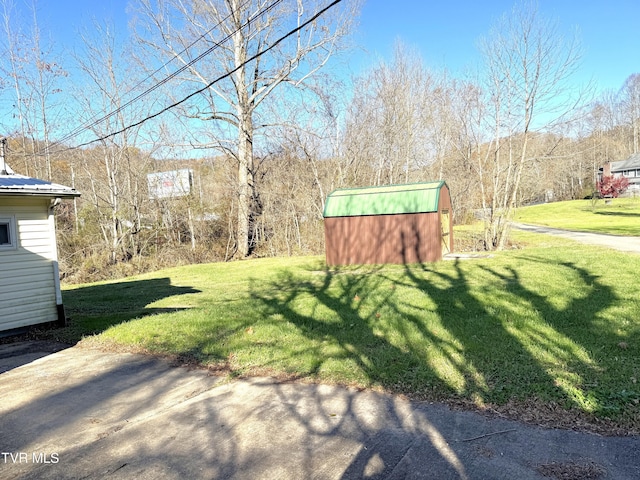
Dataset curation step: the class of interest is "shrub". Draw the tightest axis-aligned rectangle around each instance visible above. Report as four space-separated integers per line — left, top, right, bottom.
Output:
597 175 629 198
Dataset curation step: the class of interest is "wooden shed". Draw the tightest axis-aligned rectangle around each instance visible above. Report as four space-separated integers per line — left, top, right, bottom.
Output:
323 181 453 266
0 165 80 333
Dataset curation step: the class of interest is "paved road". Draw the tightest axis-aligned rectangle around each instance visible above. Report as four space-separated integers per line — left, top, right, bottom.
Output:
1 342 639 479
512 223 640 254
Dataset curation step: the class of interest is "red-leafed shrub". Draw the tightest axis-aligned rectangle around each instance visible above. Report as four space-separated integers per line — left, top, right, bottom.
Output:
597 175 630 198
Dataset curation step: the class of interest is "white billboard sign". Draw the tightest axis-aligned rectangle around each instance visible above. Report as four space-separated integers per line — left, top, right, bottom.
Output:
147 169 193 199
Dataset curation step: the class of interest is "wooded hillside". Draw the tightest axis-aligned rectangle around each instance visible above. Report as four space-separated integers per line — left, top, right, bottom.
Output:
0 1 638 281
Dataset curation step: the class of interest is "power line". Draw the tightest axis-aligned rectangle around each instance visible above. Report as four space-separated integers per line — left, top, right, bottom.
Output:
76 0 343 149
53 0 283 149
52 0 268 148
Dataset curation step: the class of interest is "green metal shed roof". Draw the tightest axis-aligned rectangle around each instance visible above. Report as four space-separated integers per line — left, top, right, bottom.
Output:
323 181 446 218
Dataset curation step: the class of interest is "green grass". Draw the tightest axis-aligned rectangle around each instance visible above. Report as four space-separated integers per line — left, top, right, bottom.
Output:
516 197 640 236
53 238 640 432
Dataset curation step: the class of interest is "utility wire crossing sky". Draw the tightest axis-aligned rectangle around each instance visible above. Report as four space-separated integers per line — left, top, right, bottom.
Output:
3 0 639 150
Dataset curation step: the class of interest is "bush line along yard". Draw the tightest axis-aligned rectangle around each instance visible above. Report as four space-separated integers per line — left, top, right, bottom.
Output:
52 200 639 434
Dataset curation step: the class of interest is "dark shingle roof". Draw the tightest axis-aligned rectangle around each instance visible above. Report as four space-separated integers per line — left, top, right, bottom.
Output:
610 153 640 172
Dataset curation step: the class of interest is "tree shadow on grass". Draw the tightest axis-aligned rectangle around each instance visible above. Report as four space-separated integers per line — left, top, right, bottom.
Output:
394 260 541 404
593 211 640 218
59 278 201 341
250 252 635 430
250 265 406 382
247 257 630 477
250 260 542 405
477 256 640 420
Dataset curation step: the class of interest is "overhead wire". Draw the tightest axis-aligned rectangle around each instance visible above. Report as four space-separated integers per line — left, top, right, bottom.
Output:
52 0 271 148
52 0 284 150
73 0 343 149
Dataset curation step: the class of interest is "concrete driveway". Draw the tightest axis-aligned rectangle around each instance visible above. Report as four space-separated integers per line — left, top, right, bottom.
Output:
1 341 639 479
512 223 640 254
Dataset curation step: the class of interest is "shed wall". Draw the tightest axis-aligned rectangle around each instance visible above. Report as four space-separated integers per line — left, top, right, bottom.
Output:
324 212 442 265
0 197 58 331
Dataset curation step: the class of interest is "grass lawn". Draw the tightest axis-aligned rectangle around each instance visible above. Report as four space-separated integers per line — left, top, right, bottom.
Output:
515 197 640 236
51 232 640 434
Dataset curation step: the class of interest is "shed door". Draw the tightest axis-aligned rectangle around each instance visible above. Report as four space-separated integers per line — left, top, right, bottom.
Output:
441 209 450 255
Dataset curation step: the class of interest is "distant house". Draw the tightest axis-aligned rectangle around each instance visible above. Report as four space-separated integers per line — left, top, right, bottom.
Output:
599 154 640 193
323 181 453 266
0 165 80 333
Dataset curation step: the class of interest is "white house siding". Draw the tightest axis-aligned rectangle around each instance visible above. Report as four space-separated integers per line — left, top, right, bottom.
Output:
0 197 59 331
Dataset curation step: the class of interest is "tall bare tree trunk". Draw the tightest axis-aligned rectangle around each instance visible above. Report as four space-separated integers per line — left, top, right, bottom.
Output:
236 112 254 256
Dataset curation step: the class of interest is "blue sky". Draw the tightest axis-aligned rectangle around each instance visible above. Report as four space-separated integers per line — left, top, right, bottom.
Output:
355 0 639 93
34 0 639 96
13 0 638 115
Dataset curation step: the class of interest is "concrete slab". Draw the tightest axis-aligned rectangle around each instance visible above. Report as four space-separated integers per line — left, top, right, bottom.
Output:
512 223 640 254
1 342 639 479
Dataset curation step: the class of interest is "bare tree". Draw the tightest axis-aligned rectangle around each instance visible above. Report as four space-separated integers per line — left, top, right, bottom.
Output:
25 2 67 180
0 0 31 173
74 21 153 264
476 1 583 249
618 73 640 154
0 0 67 180
343 42 433 186
441 77 489 224
588 91 625 164
131 0 359 257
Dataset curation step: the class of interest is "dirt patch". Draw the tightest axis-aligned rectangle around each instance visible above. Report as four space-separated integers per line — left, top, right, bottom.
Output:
488 397 638 437
424 396 638 437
